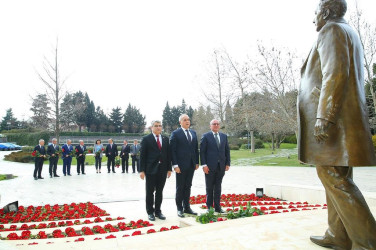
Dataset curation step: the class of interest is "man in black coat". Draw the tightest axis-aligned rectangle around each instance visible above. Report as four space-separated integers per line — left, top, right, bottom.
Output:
33 139 47 180
47 138 60 178
140 120 172 221
75 140 87 175
200 119 230 213
120 140 131 173
170 114 199 217
105 138 118 173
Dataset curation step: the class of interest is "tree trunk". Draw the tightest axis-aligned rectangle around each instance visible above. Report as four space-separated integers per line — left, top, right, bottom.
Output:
271 132 275 151
250 130 255 153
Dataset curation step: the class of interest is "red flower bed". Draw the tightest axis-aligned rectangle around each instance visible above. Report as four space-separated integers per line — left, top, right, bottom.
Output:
2 220 158 240
0 202 109 225
190 193 281 205
0 217 125 232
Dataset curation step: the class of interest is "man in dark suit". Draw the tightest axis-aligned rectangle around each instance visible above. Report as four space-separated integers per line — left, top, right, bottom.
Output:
120 140 131 173
200 119 230 213
47 138 60 178
62 139 73 176
75 140 87 175
33 139 47 180
299 1 376 248
140 120 172 221
106 138 118 173
130 140 141 173
170 114 199 217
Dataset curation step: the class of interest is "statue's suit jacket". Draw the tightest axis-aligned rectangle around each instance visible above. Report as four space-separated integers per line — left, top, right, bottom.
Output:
298 18 376 166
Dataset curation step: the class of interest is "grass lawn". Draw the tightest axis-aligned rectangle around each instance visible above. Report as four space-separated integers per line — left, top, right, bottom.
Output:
230 143 297 161
56 156 131 166
230 143 310 167
0 174 6 181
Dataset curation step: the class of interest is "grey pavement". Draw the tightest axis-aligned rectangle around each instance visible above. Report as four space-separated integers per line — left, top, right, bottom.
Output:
0 151 375 207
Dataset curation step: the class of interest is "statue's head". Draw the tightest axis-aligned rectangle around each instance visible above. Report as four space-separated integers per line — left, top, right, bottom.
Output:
314 0 347 32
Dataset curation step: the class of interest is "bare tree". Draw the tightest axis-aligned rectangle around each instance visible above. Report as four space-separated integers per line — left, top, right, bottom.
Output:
202 50 232 122
349 1 376 112
36 39 68 141
249 43 299 136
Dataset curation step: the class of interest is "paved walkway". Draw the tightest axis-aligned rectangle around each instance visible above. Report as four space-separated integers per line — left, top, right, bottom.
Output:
1 151 376 250
1 151 375 206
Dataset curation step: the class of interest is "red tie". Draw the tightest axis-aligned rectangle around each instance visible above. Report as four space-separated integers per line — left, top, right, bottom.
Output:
156 136 161 150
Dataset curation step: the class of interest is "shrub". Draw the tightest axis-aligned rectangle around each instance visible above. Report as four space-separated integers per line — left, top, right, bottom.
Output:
284 134 297 144
229 145 240 150
372 135 376 149
4 151 34 163
240 139 265 149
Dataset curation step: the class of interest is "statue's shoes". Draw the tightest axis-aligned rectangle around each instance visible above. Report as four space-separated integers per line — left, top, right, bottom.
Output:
310 236 349 250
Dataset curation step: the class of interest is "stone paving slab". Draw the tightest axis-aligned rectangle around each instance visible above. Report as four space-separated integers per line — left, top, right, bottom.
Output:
1 151 376 207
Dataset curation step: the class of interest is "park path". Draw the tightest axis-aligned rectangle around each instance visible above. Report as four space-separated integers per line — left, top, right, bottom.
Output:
232 148 298 166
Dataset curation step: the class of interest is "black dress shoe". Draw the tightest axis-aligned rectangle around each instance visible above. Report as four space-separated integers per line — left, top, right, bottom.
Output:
68 174 72 176
122 171 125 173
183 208 198 215
108 171 110 173
82 173 86 175
38 177 44 179
215 208 225 213
34 177 38 180
64 174 66 176
177 210 185 218
78 173 80 175
155 213 166 220
310 236 347 250
54 175 60 177
112 171 116 173
148 214 155 221
50 175 53 178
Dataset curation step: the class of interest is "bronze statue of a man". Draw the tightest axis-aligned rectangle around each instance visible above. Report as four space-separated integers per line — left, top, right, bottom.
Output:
298 0 376 249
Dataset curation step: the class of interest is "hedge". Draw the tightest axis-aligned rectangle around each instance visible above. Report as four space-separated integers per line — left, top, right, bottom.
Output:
6 131 52 146
59 132 144 137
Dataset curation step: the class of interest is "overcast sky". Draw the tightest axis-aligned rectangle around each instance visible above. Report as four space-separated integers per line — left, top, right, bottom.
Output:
1 0 375 124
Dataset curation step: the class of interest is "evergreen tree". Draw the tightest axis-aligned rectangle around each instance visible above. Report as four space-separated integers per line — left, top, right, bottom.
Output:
84 93 96 131
0 108 19 131
123 104 146 133
162 102 172 133
109 107 123 133
30 94 51 129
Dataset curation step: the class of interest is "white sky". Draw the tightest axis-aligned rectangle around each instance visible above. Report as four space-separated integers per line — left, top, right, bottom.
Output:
0 0 375 124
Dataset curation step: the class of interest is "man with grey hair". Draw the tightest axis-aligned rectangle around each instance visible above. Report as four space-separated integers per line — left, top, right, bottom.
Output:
106 138 118 173
62 139 73 176
299 0 376 248
130 139 141 173
47 138 60 178
75 140 87 175
200 119 230 213
140 120 172 221
33 139 46 180
170 114 199 217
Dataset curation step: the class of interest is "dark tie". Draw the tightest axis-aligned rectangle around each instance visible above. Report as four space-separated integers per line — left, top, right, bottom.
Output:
214 133 220 148
186 130 192 143
156 136 161 151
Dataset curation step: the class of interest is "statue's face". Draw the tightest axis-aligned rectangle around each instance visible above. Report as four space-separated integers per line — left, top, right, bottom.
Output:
313 6 326 32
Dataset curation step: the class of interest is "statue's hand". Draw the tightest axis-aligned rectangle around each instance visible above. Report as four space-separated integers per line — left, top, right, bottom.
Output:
314 119 332 143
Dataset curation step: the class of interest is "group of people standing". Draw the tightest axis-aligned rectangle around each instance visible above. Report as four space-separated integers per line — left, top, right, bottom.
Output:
139 114 230 221
32 138 142 179
93 138 141 174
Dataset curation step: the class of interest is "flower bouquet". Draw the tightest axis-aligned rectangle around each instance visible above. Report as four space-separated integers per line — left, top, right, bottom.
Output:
115 157 120 168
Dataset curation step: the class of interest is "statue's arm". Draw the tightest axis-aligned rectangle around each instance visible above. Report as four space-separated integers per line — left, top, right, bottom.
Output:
316 23 350 124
